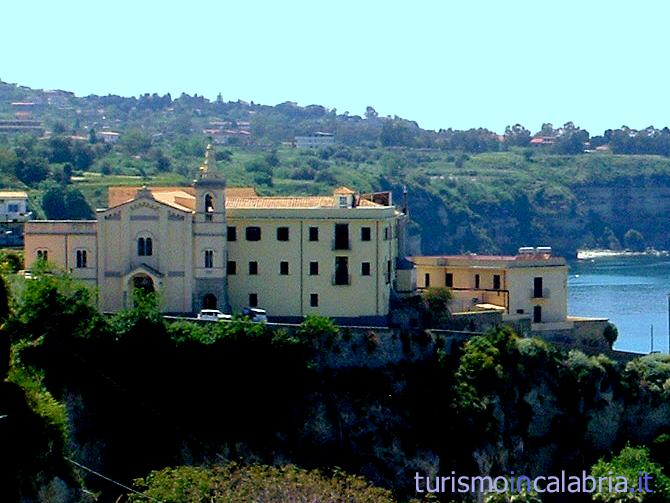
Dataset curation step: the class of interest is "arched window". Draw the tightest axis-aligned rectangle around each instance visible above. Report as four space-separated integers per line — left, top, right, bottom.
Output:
37 249 48 261
76 250 87 268
204 194 214 212
137 237 153 256
204 250 214 268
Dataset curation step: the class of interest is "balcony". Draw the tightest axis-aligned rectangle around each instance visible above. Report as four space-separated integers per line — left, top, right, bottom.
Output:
332 273 351 285
530 288 550 299
332 238 350 251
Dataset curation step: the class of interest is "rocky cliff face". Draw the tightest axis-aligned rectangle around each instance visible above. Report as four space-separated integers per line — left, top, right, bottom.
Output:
407 177 670 257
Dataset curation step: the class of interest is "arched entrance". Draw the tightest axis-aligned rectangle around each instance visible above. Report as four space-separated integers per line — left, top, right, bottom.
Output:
132 274 155 293
202 293 217 309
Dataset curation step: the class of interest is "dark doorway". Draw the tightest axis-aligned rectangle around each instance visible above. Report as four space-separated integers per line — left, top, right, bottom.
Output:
533 305 542 323
133 275 155 293
203 293 217 309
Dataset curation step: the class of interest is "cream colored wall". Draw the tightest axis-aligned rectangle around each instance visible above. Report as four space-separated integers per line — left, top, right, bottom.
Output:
24 221 97 287
226 207 398 318
412 258 568 323
507 265 567 322
417 264 507 290
25 199 401 320
96 197 194 313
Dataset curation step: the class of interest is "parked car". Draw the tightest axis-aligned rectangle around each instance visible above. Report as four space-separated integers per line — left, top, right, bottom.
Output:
197 309 232 322
242 307 268 323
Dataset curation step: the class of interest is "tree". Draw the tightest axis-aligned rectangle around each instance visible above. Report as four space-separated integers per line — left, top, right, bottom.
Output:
120 128 151 155
42 184 93 220
149 148 171 172
421 287 452 327
6 266 104 344
62 163 73 184
63 187 94 219
265 150 280 167
365 106 379 120
72 142 94 170
539 123 554 137
504 124 531 147
590 445 670 501
380 121 414 147
47 136 73 164
603 323 618 348
15 157 49 186
41 184 67 219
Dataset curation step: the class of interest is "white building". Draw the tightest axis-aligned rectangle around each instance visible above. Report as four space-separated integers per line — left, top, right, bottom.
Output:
294 132 335 148
99 131 120 144
0 191 31 222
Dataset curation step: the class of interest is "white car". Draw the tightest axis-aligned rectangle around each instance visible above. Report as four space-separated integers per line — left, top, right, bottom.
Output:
197 309 232 322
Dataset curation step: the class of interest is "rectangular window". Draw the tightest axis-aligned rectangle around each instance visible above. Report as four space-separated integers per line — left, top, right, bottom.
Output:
249 293 258 307
533 305 542 323
204 250 214 268
361 227 371 241
308 226 319 241
334 256 349 285
493 274 501 290
227 261 237 275
309 261 319 275
425 273 430 288
361 262 371 276
277 227 289 241
8 204 18 212
205 214 213 222
137 237 152 256
475 274 480 289
246 226 261 241
76 250 87 268
384 227 389 240
310 293 319 307
249 261 258 275
227 226 237 241
338 196 348 208
334 223 349 250
280 261 289 275
445 272 453 287
386 260 391 284
534 277 543 298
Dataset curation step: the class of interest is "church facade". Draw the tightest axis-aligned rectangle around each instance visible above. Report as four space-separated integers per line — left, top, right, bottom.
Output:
24 146 404 324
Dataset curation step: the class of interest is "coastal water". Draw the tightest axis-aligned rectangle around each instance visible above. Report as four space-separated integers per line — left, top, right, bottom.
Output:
568 256 670 354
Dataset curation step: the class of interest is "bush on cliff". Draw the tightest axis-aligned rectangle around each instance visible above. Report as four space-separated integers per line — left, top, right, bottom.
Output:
126 463 401 503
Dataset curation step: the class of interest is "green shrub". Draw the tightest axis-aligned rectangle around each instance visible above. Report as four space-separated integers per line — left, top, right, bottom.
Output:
127 463 399 502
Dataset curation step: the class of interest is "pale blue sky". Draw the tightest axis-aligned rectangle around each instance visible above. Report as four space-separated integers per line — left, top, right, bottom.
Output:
2 1 669 134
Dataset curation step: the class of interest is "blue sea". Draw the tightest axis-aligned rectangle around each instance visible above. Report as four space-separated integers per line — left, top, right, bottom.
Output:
568 256 670 354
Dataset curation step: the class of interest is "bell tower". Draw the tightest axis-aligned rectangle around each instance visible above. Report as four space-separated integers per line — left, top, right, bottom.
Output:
192 144 229 312
194 143 226 223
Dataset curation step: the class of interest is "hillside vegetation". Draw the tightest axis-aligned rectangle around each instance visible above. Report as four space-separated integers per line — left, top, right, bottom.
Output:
1 80 669 255
2 267 670 501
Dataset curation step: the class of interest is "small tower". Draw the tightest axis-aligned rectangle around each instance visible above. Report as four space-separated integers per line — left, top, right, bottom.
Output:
194 143 226 223
193 144 229 312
